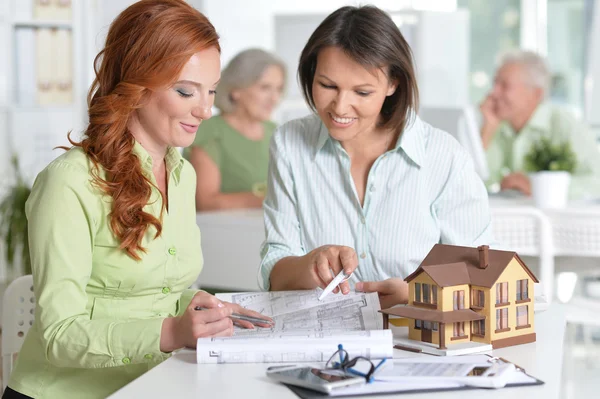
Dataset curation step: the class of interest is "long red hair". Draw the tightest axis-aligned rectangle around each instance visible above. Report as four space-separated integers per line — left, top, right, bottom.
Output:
68 0 219 260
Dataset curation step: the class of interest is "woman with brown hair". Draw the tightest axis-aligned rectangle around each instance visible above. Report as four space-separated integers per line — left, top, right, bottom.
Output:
260 5 492 308
4 1 269 398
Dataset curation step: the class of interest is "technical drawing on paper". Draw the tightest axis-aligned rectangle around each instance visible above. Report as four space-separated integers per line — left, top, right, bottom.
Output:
196 329 394 364
216 290 382 337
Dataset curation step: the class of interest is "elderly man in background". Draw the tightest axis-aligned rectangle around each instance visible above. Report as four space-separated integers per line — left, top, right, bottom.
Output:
480 50 600 199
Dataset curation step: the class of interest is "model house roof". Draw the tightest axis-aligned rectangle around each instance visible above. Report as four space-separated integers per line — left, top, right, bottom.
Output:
406 244 539 288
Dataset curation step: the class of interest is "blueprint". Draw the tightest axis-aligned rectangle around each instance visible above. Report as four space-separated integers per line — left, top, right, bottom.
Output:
196 329 393 364
215 289 383 337
197 290 388 363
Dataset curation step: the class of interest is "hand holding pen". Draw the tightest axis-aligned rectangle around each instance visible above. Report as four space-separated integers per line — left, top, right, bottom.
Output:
306 245 358 298
160 291 274 352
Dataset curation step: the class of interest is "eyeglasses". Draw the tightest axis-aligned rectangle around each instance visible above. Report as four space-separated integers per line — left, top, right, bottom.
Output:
325 344 387 383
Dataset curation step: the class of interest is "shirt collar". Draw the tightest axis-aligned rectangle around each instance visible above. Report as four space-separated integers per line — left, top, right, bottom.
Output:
394 114 425 167
499 102 551 138
313 120 331 159
312 112 425 167
132 140 184 185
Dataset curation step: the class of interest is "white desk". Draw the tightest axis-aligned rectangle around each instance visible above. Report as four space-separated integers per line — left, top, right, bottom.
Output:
109 305 566 399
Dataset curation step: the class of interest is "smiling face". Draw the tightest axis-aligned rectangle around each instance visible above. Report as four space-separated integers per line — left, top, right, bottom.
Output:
311 46 397 143
132 46 221 151
232 64 285 122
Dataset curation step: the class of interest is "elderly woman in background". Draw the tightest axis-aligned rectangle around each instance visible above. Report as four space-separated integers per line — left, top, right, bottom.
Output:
185 48 286 211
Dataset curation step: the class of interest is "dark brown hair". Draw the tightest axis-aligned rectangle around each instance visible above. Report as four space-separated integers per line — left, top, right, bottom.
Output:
298 5 419 133
65 0 219 260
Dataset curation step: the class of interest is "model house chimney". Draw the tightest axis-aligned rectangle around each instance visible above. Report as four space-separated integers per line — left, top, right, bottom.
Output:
478 245 489 269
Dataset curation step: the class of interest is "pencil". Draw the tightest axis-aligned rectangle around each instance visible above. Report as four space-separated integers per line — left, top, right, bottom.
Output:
194 306 274 326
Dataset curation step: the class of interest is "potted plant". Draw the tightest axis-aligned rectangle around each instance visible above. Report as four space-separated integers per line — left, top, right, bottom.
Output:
0 155 32 280
524 137 577 209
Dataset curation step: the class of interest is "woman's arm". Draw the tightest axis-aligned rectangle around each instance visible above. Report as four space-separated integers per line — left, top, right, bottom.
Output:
259 128 359 292
27 162 173 368
188 146 263 211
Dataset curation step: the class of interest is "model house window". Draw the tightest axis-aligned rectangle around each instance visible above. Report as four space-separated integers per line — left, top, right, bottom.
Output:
433 322 438 331
495 282 508 304
471 289 485 307
496 308 508 330
415 283 421 302
432 285 438 304
473 319 485 335
517 305 529 326
415 319 422 329
422 284 430 303
453 290 465 310
516 279 529 301
453 322 465 337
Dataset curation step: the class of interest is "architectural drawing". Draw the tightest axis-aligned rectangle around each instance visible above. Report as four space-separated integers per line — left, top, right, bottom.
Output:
216 290 383 337
196 329 393 364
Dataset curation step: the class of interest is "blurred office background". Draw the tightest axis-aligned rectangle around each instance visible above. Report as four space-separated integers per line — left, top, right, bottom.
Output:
1 1 599 191
0 2 599 396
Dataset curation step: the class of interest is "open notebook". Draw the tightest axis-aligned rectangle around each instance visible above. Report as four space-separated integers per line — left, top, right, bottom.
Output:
196 290 390 364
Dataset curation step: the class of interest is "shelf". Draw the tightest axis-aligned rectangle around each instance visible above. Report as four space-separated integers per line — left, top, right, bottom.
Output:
12 20 72 29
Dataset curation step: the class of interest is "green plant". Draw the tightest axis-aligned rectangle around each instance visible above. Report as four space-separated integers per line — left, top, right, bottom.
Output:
0 155 32 276
524 137 577 173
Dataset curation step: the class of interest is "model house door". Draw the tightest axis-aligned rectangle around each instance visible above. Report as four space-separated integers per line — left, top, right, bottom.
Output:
421 325 432 343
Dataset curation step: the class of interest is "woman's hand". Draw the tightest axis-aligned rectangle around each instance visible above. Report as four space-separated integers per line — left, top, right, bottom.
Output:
161 291 234 352
355 278 409 309
305 245 359 295
220 301 274 329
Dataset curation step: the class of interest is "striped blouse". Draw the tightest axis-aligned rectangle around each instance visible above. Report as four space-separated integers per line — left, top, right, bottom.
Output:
259 113 492 290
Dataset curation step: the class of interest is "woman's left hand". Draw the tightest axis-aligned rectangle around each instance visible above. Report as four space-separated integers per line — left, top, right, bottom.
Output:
355 278 409 309
220 301 274 329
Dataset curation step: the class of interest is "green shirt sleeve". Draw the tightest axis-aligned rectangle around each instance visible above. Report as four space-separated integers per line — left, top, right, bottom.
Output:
485 126 508 189
26 161 167 369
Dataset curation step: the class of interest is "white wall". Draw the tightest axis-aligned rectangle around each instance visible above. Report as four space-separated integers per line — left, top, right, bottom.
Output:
587 0 600 127
198 0 438 65
0 2 10 185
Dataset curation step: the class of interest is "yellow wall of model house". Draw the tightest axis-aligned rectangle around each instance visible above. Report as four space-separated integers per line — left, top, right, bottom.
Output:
407 273 438 342
440 283 471 344
490 258 535 342
469 284 492 345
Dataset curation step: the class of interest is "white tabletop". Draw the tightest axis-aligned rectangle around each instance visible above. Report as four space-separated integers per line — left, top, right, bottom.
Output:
109 304 567 399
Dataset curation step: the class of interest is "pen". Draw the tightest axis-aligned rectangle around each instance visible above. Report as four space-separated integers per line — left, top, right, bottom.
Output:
318 270 353 301
194 306 274 327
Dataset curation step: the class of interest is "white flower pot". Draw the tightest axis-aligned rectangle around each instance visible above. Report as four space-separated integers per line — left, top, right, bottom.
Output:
529 171 571 209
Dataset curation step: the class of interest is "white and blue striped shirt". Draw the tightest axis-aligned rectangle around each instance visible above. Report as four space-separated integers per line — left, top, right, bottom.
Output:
259 113 492 290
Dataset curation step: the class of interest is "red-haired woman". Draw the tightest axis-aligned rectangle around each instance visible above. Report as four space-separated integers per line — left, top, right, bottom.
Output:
3 2 269 398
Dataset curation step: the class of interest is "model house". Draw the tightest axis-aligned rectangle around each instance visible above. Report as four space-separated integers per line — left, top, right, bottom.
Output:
380 244 538 350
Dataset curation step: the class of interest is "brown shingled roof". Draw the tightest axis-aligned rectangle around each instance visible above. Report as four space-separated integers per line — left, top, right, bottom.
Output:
420 262 470 287
406 244 539 288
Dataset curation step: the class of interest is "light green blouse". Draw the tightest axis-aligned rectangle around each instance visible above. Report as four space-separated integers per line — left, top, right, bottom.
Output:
486 102 600 198
8 142 203 399
183 115 275 194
